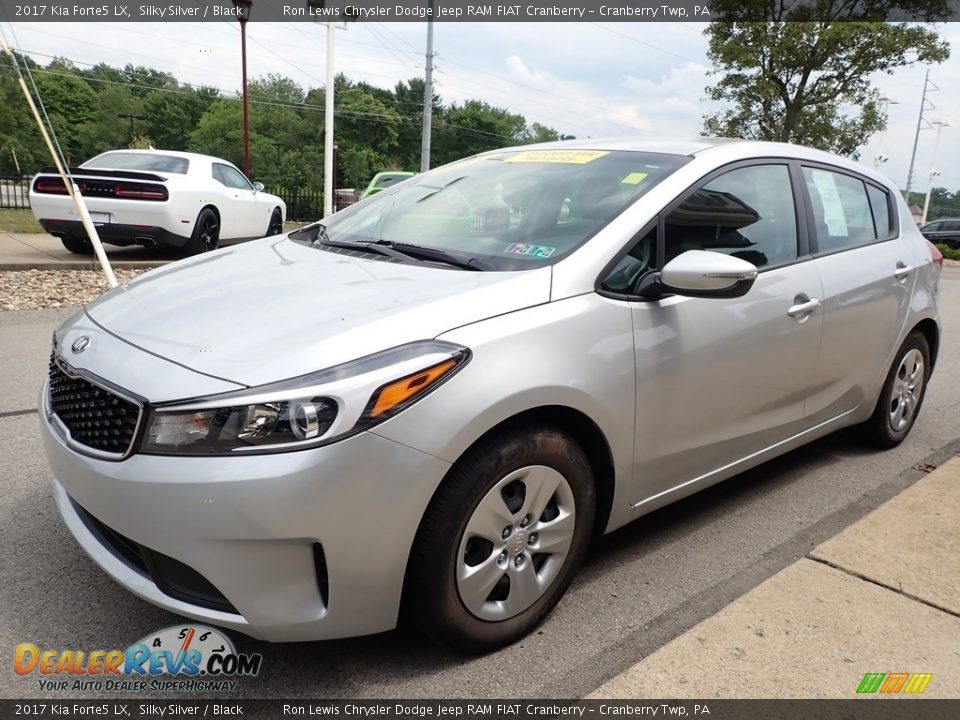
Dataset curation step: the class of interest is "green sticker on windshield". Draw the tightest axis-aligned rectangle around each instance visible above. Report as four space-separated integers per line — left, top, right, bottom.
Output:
621 172 649 185
504 243 555 258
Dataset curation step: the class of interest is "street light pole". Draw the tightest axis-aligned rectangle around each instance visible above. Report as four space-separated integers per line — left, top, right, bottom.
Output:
116 112 146 143
233 0 253 178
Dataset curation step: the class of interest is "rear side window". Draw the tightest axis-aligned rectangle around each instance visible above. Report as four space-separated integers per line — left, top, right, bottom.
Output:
866 184 894 239
942 221 960 232
803 167 883 252
84 152 189 174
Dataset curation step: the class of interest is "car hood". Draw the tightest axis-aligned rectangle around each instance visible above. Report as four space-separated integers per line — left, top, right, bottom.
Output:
85 237 551 388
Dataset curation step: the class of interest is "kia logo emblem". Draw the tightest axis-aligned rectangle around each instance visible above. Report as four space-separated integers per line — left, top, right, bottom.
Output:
71 336 91 354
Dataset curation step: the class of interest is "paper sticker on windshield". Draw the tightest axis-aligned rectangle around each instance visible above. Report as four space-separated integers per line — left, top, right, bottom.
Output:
504 243 556 258
505 150 609 164
621 172 649 185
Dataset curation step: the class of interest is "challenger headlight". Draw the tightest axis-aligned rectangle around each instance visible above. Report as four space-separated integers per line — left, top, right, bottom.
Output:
140 341 469 456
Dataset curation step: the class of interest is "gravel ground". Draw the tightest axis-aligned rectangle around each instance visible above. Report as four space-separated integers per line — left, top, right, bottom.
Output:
0 269 146 311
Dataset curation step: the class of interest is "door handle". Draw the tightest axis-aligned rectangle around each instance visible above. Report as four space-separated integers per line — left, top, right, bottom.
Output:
894 263 913 281
787 296 821 318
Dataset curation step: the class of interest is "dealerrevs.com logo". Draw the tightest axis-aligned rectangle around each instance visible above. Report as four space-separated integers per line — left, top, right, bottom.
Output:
14 625 263 693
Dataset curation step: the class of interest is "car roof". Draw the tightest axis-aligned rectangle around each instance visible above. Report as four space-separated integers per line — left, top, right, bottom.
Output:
482 137 893 187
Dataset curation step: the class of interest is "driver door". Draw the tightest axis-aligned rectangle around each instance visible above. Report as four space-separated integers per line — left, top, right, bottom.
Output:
213 163 264 239
617 162 824 508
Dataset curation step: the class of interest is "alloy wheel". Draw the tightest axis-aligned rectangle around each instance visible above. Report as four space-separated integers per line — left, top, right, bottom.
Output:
889 348 924 431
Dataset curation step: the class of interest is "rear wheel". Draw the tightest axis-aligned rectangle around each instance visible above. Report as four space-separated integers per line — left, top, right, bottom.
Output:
185 208 219 256
266 208 283 237
860 331 931 448
405 426 595 653
60 235 92 255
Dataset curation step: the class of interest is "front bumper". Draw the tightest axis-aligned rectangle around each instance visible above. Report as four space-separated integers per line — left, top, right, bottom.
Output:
41 393 451 642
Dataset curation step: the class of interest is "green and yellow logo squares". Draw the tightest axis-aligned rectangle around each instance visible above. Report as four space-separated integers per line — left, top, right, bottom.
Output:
857 672 933 694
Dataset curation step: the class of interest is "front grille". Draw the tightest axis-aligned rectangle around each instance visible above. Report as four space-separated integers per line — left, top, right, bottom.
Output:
48 354 141 456
72 499 239 615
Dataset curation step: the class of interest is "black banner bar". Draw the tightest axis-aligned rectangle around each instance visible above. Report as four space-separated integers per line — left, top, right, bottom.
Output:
3 0 960 23
1 700 958 720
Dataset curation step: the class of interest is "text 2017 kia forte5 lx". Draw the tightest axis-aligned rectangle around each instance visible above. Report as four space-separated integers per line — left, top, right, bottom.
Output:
41 139 940 652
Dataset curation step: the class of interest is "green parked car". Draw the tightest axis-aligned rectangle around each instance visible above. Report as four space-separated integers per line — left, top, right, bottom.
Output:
359 171 416 200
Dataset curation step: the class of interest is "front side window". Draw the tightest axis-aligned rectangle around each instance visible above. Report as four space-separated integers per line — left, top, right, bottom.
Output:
803 167 878 252
311 150 690 271
215 164 253 190
663 164 798 269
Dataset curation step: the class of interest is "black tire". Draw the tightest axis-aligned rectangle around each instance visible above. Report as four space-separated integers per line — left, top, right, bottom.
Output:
266 208 283 237
60 235 92 255
185 208 220 256
860 331 931 449
404 425 595 653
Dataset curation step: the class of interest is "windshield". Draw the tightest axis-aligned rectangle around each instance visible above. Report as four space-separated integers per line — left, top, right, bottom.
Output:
83 152 189 174
316 149 689 271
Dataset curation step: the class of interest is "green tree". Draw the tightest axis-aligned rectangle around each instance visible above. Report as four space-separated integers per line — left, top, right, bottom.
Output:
0 55 48 173
432 100 526 165
75 84 143 157
141 87 217 151
32 60 99 164
703 1 950 155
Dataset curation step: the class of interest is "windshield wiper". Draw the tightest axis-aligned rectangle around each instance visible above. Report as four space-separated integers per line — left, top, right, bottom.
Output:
301 225 490 271
311 235 414 262
369 240 491 271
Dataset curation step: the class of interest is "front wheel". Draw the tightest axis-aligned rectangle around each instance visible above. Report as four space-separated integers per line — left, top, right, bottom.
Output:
185 208 220 256
405 426 595 653
860 331 931 448
266 208 283 237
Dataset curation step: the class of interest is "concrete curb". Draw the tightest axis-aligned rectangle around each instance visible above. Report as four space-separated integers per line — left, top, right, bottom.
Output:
588 449 960 699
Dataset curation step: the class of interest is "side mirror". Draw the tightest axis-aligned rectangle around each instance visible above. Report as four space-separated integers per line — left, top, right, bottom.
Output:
636 250 758 299
253 181 265 192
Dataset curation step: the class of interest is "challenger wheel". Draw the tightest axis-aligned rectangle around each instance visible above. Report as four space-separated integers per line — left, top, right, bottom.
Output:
186 208 220 255
266 208 283 237
60 235 92 255
861 331 931 449
405 426 595 653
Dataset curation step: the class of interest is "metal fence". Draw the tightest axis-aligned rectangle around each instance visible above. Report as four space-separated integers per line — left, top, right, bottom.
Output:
0 177 359 219
0 175 31 210
269 187 360 222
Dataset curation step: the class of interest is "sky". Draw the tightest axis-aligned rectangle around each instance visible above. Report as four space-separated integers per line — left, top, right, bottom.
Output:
3 20 959 194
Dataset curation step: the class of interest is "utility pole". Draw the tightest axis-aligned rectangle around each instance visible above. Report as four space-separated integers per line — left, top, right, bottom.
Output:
420 1 435 173
323 20 335 217
922 120 948 225
233 0 253 178
905 69 937 199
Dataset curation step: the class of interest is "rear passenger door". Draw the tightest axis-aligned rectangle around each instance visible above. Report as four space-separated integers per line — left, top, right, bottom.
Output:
801 165 915 425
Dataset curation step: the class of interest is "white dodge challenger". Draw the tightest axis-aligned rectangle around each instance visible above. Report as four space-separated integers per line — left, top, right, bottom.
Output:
30 149 286 255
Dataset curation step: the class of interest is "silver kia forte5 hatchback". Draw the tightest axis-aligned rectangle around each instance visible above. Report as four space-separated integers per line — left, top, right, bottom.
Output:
42 139 940 652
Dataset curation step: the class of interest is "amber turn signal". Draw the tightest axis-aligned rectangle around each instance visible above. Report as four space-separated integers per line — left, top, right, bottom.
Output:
367 359 457 419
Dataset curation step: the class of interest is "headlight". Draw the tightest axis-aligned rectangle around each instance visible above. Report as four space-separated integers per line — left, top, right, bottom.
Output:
140 341 469 456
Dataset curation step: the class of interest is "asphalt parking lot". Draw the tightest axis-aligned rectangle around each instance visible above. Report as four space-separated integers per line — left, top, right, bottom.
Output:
2 265 958 700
